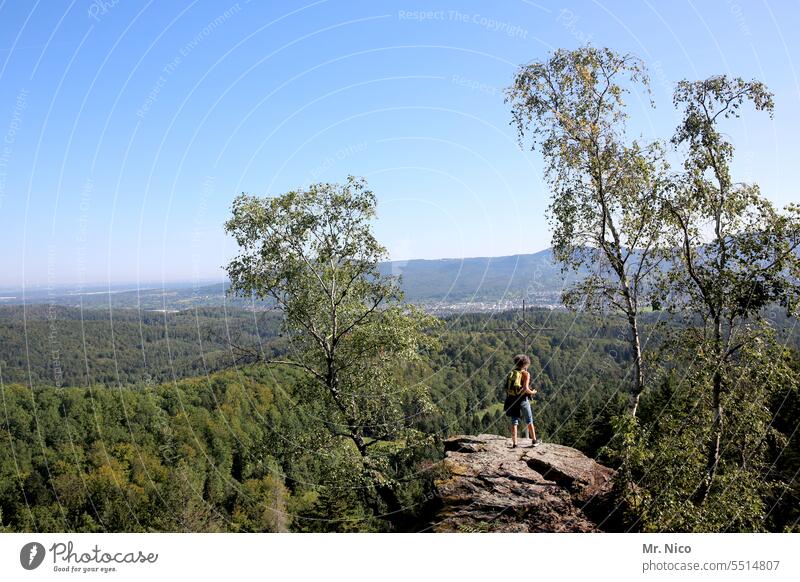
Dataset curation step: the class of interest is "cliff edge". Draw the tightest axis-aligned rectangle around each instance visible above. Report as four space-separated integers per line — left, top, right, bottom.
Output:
432 434 617 532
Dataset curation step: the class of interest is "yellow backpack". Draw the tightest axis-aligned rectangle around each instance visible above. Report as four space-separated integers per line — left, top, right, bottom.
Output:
505 369 523 397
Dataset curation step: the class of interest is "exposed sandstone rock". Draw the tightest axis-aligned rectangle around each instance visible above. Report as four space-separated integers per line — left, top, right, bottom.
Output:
432 434 617 532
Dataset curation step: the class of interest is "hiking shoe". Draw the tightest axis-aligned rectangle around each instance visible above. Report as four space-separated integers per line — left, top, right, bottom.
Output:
511 442 518 449
530 439 540 448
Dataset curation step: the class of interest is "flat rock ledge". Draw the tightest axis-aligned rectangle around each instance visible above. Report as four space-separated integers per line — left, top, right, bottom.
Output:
432 434 616 532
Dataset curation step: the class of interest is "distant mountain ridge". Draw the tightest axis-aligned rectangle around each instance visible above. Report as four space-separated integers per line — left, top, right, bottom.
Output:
380 248 572 305
1 249 576 310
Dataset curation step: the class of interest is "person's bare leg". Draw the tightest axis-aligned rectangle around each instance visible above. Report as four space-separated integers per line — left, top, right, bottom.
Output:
528 423 537 442
511 424 517 446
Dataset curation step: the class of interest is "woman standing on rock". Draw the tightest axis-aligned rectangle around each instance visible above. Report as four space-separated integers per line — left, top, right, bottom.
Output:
504 354 539 448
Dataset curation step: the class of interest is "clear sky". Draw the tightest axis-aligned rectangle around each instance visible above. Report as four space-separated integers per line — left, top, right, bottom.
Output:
0 0 798 288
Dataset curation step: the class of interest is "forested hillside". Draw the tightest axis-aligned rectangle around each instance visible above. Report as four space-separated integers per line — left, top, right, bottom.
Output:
0 305 636 532
0 306 283 386
2 306 798 532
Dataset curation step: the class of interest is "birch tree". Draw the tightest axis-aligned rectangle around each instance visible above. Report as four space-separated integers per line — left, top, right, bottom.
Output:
224 176 438 513
506 46 669 416
666 76 800 503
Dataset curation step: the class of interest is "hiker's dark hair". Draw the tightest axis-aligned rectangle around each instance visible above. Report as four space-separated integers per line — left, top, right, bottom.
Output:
513 354 531 369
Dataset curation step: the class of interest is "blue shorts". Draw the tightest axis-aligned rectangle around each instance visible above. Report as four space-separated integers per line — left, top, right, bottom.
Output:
511 398 534 426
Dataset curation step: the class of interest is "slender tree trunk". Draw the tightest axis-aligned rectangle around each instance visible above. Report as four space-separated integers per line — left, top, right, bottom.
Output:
351 433 367 457
324 339 405 527
704 370 723 496
619 282 645 417
328 363 403 525
696 152 728 504
696 317 723 504
626 311 645 417
352 435 403 528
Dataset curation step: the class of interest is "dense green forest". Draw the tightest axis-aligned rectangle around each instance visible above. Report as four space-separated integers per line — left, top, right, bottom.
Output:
0 307 628 532
1 306 798 532
0 306 284 387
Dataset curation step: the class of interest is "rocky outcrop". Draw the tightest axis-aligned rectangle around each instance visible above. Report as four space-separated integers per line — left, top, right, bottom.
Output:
432 434 617 532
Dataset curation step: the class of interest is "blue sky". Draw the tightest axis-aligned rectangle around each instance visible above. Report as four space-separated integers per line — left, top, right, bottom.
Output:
0 0 798 287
